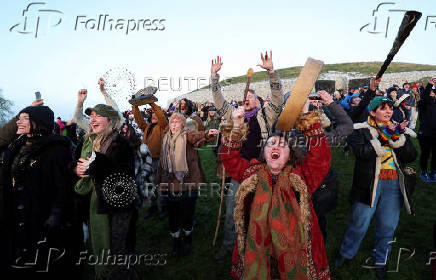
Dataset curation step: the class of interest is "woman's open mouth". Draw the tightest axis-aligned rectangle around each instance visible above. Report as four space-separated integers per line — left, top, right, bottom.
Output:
271 152 280 160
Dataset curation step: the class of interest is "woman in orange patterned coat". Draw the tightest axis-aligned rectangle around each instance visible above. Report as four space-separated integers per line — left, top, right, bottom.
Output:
220 102 331 280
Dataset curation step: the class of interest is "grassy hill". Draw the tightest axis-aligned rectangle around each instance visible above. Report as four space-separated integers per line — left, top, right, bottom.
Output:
216 62 436 86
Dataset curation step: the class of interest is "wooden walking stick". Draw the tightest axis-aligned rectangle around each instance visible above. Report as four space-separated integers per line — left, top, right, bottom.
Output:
213 164 226 246
243 68 254 101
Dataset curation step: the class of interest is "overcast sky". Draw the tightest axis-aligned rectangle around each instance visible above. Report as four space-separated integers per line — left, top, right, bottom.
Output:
1 0 435 119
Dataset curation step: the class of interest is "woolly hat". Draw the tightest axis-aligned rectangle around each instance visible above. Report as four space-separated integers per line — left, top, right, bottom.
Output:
387 87 397 95
19 106 54 134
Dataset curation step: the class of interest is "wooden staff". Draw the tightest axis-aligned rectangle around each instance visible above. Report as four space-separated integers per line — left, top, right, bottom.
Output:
243 68 254 101
213 164 226 246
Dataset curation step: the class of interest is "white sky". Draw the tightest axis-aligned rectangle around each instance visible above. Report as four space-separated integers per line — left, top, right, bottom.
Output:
1 0 435 119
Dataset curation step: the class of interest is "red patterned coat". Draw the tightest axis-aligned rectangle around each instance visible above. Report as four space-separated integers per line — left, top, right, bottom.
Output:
221 121 331 280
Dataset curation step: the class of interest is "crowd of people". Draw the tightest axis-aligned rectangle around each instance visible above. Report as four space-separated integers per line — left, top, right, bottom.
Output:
0 51 435 280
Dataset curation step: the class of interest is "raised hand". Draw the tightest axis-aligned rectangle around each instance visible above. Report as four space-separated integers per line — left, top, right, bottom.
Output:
399 120 409 131
318 90 333 105
211 56 223 78
387 123 397 131
77 89 88 104
231 106 245 127
31 99 44 106
257 50 274 73
429 78 436 85
370 77 382 91
98 78 107 95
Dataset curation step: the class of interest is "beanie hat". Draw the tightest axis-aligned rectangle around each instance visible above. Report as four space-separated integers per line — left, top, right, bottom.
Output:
19 106 54 134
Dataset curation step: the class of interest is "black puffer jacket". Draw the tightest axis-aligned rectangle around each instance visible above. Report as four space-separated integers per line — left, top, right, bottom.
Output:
349 121 417 214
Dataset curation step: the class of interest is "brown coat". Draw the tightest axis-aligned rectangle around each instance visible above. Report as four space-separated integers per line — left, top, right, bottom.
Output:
158 130 214 193
132 103 168 159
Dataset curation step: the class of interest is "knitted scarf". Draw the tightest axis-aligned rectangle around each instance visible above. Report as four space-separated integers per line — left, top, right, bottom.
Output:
74 135 111 279
160 129 188 182
243 165 309 280
368 117 402 142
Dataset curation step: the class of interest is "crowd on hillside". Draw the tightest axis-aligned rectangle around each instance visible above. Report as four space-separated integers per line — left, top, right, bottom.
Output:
0 52 435 280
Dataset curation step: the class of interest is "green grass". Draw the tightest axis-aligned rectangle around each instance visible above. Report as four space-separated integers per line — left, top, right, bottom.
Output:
82 137 435 279
198 62 436 90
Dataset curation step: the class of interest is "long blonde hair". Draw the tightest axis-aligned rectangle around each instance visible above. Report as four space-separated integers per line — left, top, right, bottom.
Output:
86 117 120 152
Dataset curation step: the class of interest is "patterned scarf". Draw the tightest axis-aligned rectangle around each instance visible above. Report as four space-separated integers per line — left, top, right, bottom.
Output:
368 117 402 142
243 165 308 280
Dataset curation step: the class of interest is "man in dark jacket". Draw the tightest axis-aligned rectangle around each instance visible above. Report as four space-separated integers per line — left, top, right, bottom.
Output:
313 90 353 242
418 78 436 182
347 78 379 123
335 96 417 279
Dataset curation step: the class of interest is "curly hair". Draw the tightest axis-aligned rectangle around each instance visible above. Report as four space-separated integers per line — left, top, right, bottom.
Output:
258 130 307 167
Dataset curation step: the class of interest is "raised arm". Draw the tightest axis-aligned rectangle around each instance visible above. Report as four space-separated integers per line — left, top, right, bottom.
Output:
99 78 124 127
257 51 283 126
318 90 353 147
210 56 233 121
150 103 168 129
292 110 331 194
348 78 379 121
131 105 148 131
220 107 250 183
73 89 90 131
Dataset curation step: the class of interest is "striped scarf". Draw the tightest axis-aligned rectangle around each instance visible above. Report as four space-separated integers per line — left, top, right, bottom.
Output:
368 117 402 142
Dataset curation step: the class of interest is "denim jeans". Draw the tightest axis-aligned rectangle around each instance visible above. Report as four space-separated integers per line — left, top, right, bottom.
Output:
339 179 403 264
222 179 240 250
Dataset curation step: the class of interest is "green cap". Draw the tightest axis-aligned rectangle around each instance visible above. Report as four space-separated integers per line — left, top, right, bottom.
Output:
85 104 120 121
369 96 393 111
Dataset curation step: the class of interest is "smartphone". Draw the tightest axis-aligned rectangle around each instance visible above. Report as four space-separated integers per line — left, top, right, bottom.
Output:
35 91 41 100
308 92 321 100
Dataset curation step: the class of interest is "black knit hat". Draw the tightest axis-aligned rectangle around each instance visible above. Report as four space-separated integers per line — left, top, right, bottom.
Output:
19 106 55 134
387 87 397 95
